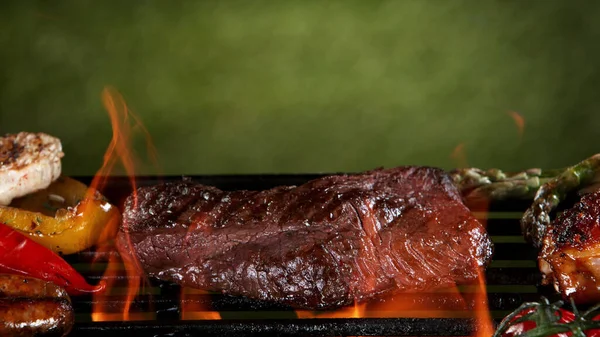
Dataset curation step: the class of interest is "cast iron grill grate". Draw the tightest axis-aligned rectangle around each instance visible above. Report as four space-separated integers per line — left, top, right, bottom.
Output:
61 175 552 337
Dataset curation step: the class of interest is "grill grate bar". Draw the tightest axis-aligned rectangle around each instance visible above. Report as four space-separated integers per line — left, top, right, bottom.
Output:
69 318 487 337
73 292 546 314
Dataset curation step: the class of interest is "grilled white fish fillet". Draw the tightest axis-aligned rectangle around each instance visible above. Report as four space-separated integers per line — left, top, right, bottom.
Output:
0 132 64 205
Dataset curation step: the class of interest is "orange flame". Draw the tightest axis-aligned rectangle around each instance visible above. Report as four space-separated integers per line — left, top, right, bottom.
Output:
451 142 469 168
294 273 494 335
180 288 222 320
467 183 495 337
473 266 495 337
90 86 220 322
91 86 158 321
295 286 471 319
296 301 367 319
365 286 470 318
507 111 525 140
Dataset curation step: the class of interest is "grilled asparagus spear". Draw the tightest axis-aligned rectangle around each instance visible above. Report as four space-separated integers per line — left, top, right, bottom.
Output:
450 154 600 248
520 154 600 248
450 167 561 202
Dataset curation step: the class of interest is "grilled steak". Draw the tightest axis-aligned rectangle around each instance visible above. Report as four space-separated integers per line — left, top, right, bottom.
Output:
117 166 493 310
539 190 600 304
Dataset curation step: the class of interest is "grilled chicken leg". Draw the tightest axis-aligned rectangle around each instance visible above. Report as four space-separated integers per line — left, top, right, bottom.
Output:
539 190 600 303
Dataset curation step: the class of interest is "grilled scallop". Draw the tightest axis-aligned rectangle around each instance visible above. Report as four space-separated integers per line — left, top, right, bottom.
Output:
0 132 64 205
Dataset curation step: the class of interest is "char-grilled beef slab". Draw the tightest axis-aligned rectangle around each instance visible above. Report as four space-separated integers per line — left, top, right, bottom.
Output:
117 167 493 310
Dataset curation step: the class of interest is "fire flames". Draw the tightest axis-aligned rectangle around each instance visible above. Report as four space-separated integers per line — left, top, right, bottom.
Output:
295 265 494 335
90 86 149 321
89 86 220 321
507 111 525 140
451 143 469 169
180 288 222 320
86 86 497 335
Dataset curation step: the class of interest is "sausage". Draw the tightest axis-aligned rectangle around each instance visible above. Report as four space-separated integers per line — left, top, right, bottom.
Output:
0 274 74 336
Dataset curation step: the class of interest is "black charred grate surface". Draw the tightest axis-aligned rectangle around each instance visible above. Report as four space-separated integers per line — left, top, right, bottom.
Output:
63 175 553 337
71 318 479 337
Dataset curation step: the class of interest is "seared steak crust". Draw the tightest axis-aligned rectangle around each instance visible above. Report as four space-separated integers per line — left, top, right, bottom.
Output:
118 166 493 309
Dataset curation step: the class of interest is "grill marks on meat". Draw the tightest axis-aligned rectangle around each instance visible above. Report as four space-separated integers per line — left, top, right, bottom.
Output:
540 190 600 303
118 167 493 309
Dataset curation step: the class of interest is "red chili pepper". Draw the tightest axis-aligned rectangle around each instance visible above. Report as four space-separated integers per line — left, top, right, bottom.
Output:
0 223 105 295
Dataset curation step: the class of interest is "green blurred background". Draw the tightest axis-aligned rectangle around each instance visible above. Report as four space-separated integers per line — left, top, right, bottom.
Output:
1 0 599 176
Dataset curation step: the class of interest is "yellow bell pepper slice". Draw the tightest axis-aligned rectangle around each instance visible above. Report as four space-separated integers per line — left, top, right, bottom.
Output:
0 176 121 255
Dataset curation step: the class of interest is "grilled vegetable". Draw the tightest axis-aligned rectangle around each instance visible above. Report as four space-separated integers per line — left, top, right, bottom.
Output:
0 132 64 206
0 176 121 255
450 167 562 202
451 154 600 248
0 274 74 337
520 154 600 248
494 298 600 337
0 222 105 295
